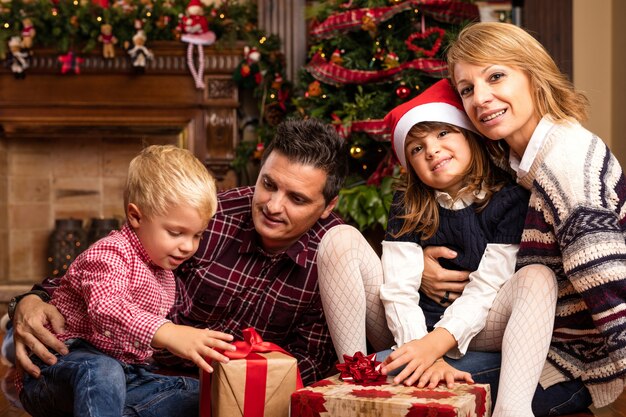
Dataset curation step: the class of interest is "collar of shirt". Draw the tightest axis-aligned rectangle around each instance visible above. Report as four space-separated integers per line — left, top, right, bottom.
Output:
119 222 156 270
239 218 310 267
509 115 555 178
434 188 487 210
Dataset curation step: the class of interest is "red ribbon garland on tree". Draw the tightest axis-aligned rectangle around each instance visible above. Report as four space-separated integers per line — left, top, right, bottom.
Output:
309 0 479 40
305 51 446 86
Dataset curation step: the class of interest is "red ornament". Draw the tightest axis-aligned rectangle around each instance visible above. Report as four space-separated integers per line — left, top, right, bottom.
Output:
396 85 411 99
240 63 251 77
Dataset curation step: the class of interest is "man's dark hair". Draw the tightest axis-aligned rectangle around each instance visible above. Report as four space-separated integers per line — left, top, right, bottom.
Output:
261 118 348 204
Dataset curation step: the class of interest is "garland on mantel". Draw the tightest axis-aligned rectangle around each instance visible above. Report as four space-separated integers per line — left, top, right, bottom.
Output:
0 0 266 76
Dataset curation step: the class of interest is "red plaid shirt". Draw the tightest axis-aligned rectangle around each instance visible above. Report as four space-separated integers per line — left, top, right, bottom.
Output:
49 223 175 364
40 187 343 385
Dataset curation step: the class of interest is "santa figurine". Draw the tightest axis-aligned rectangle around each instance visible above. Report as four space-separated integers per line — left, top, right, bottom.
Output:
179 0 216 89
179 0 215 45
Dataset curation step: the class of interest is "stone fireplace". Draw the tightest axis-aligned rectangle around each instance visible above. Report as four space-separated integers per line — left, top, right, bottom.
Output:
0 42 243 302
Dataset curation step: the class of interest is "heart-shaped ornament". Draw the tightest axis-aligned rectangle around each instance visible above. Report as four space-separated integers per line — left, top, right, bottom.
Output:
405 27 446 58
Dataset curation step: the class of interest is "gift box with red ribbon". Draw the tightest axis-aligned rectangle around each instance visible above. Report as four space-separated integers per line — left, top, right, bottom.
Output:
200 327 303 417
291 352 491 417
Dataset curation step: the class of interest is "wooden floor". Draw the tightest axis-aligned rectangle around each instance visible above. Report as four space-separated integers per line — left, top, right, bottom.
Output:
0 331 624 417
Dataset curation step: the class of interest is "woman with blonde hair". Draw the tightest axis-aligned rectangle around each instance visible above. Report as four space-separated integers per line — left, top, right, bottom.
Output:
433 21 626 416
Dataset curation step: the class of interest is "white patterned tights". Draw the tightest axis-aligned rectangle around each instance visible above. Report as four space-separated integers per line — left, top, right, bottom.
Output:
318 225 557 417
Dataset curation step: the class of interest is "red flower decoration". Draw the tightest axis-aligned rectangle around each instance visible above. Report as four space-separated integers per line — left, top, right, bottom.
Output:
405 28 446 58
58 52 84 75
351 388 393 398
336 352 386 384
291 391 327 417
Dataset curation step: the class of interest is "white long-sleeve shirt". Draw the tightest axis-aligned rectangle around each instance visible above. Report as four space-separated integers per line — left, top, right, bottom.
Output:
380 191 518 358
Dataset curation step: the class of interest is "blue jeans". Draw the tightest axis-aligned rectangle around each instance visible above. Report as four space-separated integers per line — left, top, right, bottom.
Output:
377 348 592 416
20 339 199 417
1 322 16 365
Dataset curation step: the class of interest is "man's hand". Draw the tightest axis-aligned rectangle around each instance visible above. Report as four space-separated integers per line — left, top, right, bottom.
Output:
13 295 67 378
421 246 470 304
152 323 236 374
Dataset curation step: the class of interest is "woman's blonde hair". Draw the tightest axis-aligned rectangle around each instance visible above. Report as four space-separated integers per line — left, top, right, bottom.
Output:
124 145 217 222
393 122 510 240
447 22 589 123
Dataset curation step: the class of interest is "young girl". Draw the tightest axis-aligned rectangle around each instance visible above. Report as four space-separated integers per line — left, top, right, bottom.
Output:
379 79 557 417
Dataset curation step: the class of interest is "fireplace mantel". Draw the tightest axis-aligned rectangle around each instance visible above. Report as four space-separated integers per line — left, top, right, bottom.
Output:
0 41 244 188
0 42 245 299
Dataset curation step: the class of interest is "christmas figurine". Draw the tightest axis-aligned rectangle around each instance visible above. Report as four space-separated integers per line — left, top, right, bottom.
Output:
383 51 399 69
98 23 118 59
21 17 36 50
127 30 153 72
179 0 214 43
178 0 216 89
7 36 30 79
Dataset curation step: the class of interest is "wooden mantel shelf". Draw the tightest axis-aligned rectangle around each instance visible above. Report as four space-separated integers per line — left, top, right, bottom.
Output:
0 41 245 186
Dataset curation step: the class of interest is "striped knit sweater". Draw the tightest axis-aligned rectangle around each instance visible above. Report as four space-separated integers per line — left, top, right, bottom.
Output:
515 120 626 407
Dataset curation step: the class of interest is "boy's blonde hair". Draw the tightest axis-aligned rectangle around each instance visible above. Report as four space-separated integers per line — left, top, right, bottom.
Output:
124 145 217 222
447 22 589 123
393 122 510 240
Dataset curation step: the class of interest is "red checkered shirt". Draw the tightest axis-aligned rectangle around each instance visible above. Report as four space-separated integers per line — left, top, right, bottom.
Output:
39 187 343 385
50 223 175 364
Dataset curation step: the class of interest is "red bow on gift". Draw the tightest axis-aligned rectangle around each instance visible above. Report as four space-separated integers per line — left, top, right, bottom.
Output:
336 352 386 384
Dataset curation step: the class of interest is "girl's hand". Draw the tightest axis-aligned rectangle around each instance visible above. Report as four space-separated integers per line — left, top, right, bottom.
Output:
152 323 236 374
380 328 457 386
380 338 442 386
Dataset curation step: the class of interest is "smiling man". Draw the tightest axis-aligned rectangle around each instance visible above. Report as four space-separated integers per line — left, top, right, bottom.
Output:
10 118 349 386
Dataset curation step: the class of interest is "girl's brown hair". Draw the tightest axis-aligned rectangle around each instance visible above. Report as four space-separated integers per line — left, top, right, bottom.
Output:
392 122 510 240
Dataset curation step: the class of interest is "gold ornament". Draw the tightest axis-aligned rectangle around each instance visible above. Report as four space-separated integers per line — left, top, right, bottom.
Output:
350 145 365 159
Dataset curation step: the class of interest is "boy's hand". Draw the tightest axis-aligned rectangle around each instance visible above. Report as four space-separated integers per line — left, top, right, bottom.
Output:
152 323 236 374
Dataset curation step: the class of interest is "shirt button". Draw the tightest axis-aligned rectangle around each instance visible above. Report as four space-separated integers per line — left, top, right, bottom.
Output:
134 341 140 348
104 331 111 337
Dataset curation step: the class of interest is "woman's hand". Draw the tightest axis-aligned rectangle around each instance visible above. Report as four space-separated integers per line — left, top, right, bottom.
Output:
421 246 470 304
13 295 68 378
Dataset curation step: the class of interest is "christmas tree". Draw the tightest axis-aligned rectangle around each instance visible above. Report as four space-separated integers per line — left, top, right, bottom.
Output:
233 0 479 233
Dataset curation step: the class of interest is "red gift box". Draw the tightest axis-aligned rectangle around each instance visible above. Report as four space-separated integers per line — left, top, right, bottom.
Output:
200 328 303 417
291 373 491 417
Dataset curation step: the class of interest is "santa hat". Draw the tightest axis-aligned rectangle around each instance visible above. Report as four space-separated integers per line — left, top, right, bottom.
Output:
187 0 203 11
384 79 479 168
